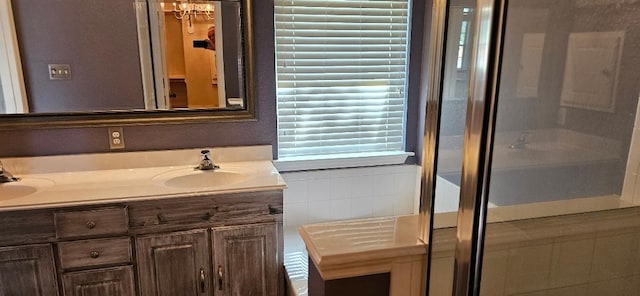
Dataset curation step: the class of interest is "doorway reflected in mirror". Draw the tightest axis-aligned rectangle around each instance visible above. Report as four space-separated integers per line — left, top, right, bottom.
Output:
161 1 222 109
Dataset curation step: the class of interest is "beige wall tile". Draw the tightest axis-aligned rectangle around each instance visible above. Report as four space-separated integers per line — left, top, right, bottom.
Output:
512 290 547 296
590 233 635 281
632 232 640 276
625 275 640 294
505 244 553 295
480 250 509 296
587 278 628 296
429 256 454 296
548 238 595 288
547 285 588 296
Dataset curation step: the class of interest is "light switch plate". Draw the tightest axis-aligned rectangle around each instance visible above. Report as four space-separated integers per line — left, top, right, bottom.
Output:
48 64 71 80
108 127 125 149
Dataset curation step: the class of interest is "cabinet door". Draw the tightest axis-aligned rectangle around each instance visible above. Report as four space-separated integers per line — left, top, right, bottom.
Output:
136 229 211 296
212 223 280 296
0 244 58 296
62 266 135 296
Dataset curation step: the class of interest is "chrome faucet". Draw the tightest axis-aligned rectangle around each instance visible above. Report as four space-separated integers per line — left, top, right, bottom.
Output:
508 131 531 150
0 161 19 183
195 150 219 171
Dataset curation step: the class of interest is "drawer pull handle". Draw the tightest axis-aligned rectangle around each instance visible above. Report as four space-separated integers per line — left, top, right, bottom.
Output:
217 265 224 290
89 251 100 258
86 221 97 229
200 268 206 293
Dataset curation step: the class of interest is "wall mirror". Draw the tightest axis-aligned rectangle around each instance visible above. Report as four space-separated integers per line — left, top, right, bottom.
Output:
0 0 255 128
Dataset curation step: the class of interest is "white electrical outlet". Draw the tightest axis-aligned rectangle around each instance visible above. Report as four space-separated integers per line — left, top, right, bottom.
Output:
108 127 125 149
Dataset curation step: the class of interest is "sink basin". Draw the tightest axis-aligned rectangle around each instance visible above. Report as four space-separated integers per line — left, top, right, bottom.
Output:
154 168 251 189
0 178 55 201
0 185 38 201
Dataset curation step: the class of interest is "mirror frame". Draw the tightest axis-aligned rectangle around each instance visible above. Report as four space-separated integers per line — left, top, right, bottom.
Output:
0 0 255 130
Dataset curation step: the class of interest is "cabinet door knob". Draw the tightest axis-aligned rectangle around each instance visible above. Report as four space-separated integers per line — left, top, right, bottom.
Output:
199 268 206 293
89 251 100 258
86 221 96 229
217 265 224 290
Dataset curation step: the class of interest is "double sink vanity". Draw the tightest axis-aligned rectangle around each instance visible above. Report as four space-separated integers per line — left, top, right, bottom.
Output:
0 145 285 296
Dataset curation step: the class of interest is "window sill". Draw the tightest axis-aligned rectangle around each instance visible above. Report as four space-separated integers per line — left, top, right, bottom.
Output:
274 151 415 172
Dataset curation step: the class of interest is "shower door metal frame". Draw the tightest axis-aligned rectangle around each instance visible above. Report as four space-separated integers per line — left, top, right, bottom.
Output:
450 0 504 293
418 0 448 294
419 0 507 294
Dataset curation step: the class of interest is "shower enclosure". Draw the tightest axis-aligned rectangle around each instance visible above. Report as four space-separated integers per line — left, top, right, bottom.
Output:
421 0 640 294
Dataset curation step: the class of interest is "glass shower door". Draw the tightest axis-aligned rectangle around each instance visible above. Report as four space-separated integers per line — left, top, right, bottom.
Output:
478 0 640 295
424 0 640 294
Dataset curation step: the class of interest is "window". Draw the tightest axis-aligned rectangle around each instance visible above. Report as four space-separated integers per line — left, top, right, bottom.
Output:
274 0 411 159
443 6 474 101
456 7 472 70
457 19 468 69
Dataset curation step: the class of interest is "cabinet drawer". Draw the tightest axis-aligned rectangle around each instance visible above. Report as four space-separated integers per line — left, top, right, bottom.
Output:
62 266 135 296
128 191 283 234
54 207 128 239
58 237 132 270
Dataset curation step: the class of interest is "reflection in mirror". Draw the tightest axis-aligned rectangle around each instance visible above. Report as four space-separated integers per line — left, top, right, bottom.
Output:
156 0 244 110
442 4 474 102
433 0 476 214
1 0 247 115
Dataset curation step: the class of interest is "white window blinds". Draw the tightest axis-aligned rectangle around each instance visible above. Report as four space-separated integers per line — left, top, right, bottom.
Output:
275 0 411 158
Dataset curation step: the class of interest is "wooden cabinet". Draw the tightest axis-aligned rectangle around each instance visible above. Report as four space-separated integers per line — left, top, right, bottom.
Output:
136 224 281 296
0 244 59 296
62 266 135 296
212 224 280 296
129 191 284 295
0 190 283 296
136 229 211 296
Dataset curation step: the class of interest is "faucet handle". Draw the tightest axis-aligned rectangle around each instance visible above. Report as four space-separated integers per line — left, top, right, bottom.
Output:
200 150 211 159
200 150 211 160
196 150 219 171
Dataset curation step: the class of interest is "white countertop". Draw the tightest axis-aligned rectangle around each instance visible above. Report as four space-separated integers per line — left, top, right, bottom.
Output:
0 161 286 212
0 146 286 212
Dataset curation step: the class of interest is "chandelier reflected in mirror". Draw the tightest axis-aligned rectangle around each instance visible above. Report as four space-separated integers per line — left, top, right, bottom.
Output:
170 0 215 20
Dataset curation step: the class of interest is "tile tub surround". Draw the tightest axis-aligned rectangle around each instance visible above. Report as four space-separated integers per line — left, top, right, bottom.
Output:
0 145 286 211
282 164 421 231
429 206 640 296
294 191 640 296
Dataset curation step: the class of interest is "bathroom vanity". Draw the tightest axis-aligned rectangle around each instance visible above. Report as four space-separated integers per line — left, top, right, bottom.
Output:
0 146 286 296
